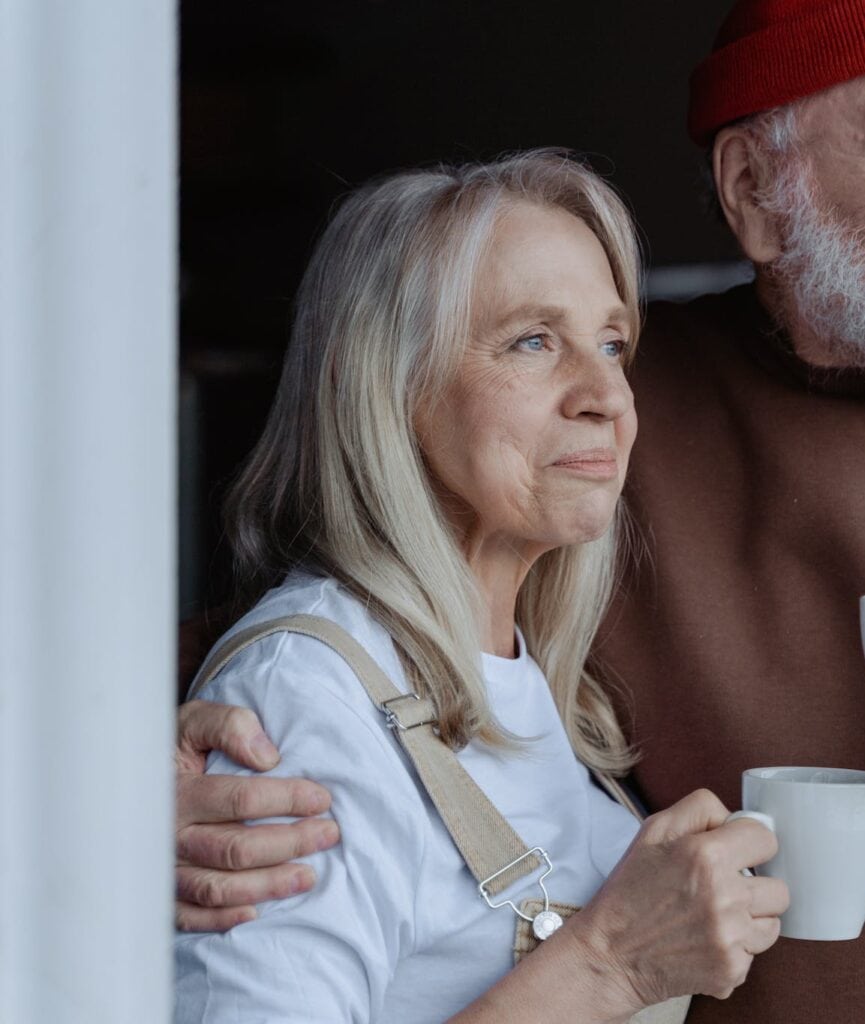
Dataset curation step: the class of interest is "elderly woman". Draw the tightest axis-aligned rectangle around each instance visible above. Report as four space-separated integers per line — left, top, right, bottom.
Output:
174 151 786 1023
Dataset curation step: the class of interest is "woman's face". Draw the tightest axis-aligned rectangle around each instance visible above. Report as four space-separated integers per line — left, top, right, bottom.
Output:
417 201 637 562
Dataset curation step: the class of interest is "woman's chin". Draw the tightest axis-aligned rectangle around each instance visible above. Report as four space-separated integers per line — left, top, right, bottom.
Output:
547 501 619 548
521 516 616 555
560 521 614 547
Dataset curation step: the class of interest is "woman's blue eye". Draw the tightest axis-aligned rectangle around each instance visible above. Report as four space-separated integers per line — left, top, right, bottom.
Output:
601 338 628 358
515 334 546 352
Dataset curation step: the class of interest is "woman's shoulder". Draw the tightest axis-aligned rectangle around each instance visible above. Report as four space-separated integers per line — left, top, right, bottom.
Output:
197 574 432 917
195 571 410 731
236 569 371 631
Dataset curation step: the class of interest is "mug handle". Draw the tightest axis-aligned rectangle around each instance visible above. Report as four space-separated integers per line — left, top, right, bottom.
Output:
725 810 776 877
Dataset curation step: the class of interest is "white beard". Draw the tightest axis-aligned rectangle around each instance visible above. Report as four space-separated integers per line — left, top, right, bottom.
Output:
764 158 865 369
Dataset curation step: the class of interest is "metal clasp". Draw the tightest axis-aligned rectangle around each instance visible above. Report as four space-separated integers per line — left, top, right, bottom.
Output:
478 846 554 924
380 692 437 732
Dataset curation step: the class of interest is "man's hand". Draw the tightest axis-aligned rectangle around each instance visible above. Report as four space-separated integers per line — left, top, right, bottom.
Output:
175 700 340 932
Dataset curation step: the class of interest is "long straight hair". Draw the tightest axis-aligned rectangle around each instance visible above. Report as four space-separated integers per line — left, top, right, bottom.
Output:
226 150 642 773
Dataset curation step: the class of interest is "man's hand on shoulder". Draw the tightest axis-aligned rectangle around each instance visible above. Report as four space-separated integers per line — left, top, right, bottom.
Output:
175 700 340 932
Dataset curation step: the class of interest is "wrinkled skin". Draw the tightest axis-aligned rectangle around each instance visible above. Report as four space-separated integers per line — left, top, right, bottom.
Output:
174 700 339 931
451 790 787 1022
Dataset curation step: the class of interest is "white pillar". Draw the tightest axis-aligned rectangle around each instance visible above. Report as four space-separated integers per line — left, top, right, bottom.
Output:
0 2 176 1022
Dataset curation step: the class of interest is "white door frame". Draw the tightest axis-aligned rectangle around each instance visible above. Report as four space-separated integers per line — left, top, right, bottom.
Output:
0 1 176 1020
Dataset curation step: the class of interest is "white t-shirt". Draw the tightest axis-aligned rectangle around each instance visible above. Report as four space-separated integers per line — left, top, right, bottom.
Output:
174 572 639 1023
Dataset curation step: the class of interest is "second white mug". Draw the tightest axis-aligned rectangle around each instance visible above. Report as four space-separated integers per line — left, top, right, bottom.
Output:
860 594 865 658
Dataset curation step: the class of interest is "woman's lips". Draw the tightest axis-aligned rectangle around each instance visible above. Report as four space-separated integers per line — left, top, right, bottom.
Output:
551 448 619 480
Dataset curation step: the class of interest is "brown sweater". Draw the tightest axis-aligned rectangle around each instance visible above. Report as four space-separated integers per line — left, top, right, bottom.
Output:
599 284 865 1023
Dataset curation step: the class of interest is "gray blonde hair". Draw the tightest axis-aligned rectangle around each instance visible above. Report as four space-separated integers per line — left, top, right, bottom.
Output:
226 149 642 773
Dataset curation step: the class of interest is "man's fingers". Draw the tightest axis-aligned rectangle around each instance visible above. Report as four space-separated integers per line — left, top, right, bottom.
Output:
176 860 317 910
177 817 340 871
177 700 280 772
175 900 259 933
176 772 332 828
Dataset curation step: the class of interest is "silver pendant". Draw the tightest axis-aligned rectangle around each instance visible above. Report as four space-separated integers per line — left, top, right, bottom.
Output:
532 909 563 941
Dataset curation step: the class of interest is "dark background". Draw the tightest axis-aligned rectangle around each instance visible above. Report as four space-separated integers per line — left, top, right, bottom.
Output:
178 0 738 616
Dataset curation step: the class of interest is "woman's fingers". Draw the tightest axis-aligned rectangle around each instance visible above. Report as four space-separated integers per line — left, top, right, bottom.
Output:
715 816 779 872
177 771 332 828
177 817 340 871
744 914 783 955
641 788 731 844
745 875 790 918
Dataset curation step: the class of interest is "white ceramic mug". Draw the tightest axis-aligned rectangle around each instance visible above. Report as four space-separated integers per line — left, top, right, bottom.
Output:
732 766 865 940
860 595 865 658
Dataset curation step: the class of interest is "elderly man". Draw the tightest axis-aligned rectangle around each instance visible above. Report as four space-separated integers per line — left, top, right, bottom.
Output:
175 0 865 1019
597 1 865 1019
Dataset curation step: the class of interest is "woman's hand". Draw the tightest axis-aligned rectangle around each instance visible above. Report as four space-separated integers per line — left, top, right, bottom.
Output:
452 788 787 1024
569 788 789 1014
175 700 340 932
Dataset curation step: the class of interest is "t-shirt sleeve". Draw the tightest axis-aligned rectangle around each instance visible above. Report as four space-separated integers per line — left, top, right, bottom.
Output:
174 633 428 1024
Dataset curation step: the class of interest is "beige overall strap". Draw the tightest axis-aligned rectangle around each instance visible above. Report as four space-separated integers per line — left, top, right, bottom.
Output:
188 613 541 897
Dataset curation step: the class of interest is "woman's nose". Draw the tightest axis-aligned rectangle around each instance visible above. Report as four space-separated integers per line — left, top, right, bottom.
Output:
559 360 634 422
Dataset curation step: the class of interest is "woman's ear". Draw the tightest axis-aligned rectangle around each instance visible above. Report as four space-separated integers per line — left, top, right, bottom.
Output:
712 126 782 264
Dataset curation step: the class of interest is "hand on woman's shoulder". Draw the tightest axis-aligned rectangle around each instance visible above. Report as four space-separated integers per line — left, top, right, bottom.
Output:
176 577 431 1023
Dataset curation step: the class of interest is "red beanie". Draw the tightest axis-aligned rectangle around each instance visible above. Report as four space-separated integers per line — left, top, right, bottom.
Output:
688 0 865 145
